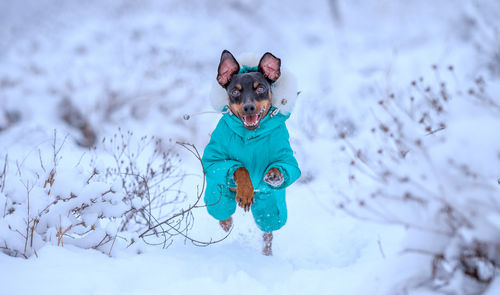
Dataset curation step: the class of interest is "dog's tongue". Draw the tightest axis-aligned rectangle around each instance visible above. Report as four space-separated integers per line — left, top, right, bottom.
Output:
243 114 259 126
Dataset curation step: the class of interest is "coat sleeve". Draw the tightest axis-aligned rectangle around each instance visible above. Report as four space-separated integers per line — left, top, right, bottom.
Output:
201 120 242 188
263 125 301 189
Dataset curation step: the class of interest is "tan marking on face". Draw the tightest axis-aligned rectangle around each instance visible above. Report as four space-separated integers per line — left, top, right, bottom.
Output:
235 84 242 90
255 99 271 117
229 102 244 119
268 90 272 98
253 81 259 89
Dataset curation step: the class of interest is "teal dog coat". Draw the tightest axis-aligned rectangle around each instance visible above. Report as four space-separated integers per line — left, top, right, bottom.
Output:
202 103 301 233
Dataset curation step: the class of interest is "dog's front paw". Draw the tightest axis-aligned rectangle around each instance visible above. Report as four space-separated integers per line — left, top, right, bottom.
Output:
236 185 254 212
234 167 254 212
264 168 284 188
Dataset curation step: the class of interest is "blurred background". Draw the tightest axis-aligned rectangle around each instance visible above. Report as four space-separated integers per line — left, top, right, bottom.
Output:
1 0 498 150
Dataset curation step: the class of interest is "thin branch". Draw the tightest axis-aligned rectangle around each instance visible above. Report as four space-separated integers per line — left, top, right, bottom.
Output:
377 235 386 259
38 149 46 173
1 154 7 193
108 233 118 257
138 142 229 248
86 168 98 184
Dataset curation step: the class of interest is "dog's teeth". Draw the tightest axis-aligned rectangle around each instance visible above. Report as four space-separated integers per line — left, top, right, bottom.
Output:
242 112 263 128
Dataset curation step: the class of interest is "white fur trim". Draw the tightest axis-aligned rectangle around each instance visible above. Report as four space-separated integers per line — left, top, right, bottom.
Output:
270 68 297 115
209 53 298 115
209 80 229 112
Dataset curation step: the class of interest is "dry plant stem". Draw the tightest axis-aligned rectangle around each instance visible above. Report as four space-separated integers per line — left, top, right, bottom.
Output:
336 73 500 289
144 174 152 227
57 215 72 247
30 219 39 248
86 168 98 184
343 96 473 233
1 154 7 193
138 142 207 237
108 233 118 257
38 149 46 173
139 142 231 248
14 229 26 239
37 193 78 218
52 129 68 167
93 234 111 249
418 146 472 229
402 248 444 257
101 188 116 196
104 130 186 233
119 172 156 229
2 154 7 218
3 132 125 257
22 180 34 257
1 240 26 258
24 189 29 255
2 197 6 218
377 235 386 259
341 137 383 183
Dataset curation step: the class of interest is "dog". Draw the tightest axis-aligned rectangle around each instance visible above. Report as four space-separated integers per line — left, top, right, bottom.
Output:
202 50 301 255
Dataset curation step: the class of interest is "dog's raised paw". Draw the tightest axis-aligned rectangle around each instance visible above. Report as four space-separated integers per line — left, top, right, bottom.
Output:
236 186 254 211
264 168 284 188
234 167 254 212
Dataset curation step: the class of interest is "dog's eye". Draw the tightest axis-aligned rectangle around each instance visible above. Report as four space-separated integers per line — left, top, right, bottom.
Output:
256 86 265 94
231 89 240 97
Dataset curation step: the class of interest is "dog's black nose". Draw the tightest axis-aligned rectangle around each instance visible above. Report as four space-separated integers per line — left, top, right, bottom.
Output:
243 103 256 114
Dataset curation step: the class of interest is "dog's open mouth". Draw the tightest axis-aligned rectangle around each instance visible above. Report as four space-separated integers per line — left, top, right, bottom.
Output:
241 107 265 130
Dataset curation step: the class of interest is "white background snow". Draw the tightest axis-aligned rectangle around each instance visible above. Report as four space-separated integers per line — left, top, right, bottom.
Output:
1 0 499 294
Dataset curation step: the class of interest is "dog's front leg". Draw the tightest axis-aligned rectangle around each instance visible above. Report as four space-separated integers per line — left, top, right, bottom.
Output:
234 167 254 212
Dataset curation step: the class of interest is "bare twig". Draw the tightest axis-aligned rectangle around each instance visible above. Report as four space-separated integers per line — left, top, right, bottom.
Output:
138 142 231 248
38 149 46 173
108 233 118 257
401 248 443 257
1 154 7 218
86 168 98 184
1 154 7 193
377 235 386 259
22 180 35 257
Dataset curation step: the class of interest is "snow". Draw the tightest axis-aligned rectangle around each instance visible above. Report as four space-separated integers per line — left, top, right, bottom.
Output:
1 0 500 294
0 222 402 295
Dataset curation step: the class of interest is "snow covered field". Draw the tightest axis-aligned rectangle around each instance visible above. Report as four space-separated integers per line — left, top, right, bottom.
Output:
1 0 499 294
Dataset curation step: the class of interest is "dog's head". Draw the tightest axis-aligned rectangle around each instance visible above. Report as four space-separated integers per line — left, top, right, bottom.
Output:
216 50 281 130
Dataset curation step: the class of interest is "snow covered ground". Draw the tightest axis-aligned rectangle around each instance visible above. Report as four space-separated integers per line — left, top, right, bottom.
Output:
1 0 499 294
0 215 404 295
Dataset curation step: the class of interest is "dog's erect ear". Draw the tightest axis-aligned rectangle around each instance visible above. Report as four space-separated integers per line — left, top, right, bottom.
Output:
217 50 240 87
258 52 281 82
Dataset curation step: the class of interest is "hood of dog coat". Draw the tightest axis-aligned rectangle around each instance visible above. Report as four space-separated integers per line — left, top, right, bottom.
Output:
209 54 298 116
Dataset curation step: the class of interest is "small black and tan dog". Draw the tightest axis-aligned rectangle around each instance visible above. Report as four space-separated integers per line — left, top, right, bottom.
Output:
202 50 300 255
